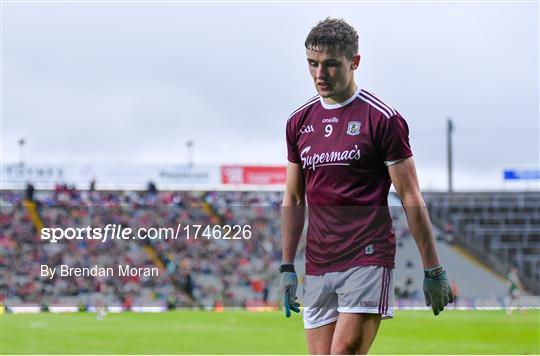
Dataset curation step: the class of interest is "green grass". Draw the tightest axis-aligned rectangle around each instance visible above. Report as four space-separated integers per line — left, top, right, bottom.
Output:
1 310 538 354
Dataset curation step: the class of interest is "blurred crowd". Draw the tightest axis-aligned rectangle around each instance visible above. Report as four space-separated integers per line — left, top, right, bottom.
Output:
0 185 284 309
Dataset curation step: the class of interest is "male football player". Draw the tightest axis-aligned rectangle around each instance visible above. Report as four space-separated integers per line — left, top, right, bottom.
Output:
280 18 453 354
507 266 525 315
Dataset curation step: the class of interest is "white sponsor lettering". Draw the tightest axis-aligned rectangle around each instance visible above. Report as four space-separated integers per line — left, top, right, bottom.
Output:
300 145 361 171
322 117 339 123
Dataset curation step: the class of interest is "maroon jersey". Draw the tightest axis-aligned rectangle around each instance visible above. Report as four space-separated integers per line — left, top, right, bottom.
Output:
286 87 412 275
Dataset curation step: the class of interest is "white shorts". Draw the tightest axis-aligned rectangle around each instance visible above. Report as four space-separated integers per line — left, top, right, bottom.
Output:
302 265 394 329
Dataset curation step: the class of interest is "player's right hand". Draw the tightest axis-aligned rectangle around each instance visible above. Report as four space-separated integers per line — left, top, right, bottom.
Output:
279 264 300 317
423 265 454 316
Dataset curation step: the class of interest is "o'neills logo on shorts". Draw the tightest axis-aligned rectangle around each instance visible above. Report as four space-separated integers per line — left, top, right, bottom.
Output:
358 301 378 308
300 145 361 171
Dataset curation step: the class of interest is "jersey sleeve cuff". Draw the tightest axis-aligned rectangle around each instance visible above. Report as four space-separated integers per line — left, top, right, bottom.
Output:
384 157 407 166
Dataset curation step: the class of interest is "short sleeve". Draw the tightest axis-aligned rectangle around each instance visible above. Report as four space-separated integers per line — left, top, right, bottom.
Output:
377 114 413 165
286 119 300 163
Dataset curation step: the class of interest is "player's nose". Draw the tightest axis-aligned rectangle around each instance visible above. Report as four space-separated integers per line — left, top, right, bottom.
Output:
315 65 327 80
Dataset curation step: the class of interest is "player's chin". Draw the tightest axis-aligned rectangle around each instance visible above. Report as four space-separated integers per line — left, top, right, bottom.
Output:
317 88 334 97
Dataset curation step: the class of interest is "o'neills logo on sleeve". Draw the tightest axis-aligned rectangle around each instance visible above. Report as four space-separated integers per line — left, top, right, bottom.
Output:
300 146 361 171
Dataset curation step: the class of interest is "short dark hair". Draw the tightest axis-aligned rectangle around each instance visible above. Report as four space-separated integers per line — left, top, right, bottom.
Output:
305 18 359 59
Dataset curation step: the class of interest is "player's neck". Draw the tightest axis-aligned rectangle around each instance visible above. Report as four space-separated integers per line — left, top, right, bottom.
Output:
324 83 358 105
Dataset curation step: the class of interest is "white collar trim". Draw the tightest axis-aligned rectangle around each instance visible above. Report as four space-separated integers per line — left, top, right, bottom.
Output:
319 86 361 110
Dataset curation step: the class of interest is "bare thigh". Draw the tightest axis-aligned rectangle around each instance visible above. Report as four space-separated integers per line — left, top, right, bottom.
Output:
305 321 337 355
330 313 381 355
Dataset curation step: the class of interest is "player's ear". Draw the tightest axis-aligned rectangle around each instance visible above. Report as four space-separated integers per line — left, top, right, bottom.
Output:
351 54 361 70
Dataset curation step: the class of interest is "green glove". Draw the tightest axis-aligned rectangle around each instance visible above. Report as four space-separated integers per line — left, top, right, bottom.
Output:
279 264 300 317
423 265 454 316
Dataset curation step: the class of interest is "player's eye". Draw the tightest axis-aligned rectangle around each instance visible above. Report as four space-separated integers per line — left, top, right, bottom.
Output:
308 61 318 67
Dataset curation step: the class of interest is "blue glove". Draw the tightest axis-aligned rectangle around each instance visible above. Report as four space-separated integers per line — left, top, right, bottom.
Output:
279 264 300 317
423 265 454 316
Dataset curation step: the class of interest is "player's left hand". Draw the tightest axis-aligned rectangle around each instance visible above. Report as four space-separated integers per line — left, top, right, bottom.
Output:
423 265 454 316
279 264 300 318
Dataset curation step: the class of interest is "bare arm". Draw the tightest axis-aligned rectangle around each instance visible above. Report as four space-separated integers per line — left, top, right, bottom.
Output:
281 162 306 264
388 157 440 269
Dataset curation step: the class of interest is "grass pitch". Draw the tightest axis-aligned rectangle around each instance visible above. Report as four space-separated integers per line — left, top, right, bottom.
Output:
1 309 538 354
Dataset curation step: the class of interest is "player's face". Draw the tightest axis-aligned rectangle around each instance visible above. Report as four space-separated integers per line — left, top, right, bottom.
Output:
306 48 360 104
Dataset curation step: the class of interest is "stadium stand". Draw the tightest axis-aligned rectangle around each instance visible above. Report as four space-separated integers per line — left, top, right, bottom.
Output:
0 187 284 310
393 218 508 299
424 192 540 294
